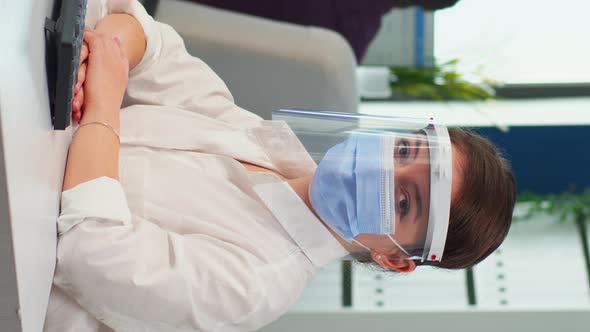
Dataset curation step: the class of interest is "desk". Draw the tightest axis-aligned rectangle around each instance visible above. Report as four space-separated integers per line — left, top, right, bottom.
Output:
0 1 71 331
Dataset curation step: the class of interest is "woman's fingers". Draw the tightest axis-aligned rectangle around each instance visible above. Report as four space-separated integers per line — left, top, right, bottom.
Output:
71 31 87 120
83 28 106 50
76 62 87 91
77 87 84 111
72 108 81 123
72 98 79 116
79 42 88 64
72 86 84 123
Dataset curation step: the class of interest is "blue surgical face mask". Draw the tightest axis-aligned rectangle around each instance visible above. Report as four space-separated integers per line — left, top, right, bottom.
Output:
309 132 396 241
309 132 419 257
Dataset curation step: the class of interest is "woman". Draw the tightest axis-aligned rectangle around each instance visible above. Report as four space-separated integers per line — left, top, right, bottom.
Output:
45 1 516 331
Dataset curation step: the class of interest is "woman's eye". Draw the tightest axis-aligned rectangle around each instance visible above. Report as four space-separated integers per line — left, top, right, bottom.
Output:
398 140 410 160
399 192 409 218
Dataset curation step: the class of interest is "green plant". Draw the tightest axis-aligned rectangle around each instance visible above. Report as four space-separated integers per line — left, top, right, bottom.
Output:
517 186 590 224
389 59 496 101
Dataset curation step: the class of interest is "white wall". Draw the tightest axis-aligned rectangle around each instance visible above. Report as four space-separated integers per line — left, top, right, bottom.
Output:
435 0 590 84
363 8 434 67
0 0 72 331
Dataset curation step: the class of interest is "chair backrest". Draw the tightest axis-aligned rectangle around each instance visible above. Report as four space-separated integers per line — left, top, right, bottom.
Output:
156 0 359 120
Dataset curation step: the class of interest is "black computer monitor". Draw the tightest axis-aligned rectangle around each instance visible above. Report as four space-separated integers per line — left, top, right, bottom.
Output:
45 0 87 130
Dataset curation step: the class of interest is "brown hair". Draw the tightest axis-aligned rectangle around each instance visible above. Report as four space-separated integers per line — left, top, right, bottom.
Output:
428 128 516 269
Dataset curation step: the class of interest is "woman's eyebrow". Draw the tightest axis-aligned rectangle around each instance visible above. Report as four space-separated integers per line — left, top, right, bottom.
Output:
412 181 423 223
413 140 423 160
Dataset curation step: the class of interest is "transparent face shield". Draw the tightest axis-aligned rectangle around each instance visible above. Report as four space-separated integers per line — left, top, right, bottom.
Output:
272 109 453 262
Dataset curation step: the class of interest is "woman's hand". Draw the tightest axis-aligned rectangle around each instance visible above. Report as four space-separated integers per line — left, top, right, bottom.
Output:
77 27 129 121
63 28 126 190
72 13 147 123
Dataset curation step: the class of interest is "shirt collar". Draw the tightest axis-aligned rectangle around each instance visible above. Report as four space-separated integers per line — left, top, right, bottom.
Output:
250 172 349 268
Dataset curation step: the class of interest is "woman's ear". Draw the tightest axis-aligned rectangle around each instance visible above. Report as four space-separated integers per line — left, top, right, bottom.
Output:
371 251 416 272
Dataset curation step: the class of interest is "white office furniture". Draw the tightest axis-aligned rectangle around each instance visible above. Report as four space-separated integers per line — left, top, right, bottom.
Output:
0 1 73 331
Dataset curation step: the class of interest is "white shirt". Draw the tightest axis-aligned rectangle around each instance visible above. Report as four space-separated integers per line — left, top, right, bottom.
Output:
43 2 348 331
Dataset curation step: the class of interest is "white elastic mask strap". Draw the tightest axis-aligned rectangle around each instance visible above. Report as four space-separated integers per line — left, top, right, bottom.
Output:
380 135 395 234
386 234 411 256
352 238 371 252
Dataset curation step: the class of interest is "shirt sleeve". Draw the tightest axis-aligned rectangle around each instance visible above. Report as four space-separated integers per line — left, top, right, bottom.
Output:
58 176 132 234
54 194 300 332
100 1 263 127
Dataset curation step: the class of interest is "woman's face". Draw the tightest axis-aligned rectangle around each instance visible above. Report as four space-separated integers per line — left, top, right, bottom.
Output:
354 137 463 259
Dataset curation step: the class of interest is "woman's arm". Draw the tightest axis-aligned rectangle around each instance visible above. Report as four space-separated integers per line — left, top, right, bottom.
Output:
95 13 146 70
63 29 129 191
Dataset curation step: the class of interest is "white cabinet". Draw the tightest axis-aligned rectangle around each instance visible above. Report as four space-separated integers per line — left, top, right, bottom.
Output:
475 213 590 309
352 264 466 310
291 262 343 311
